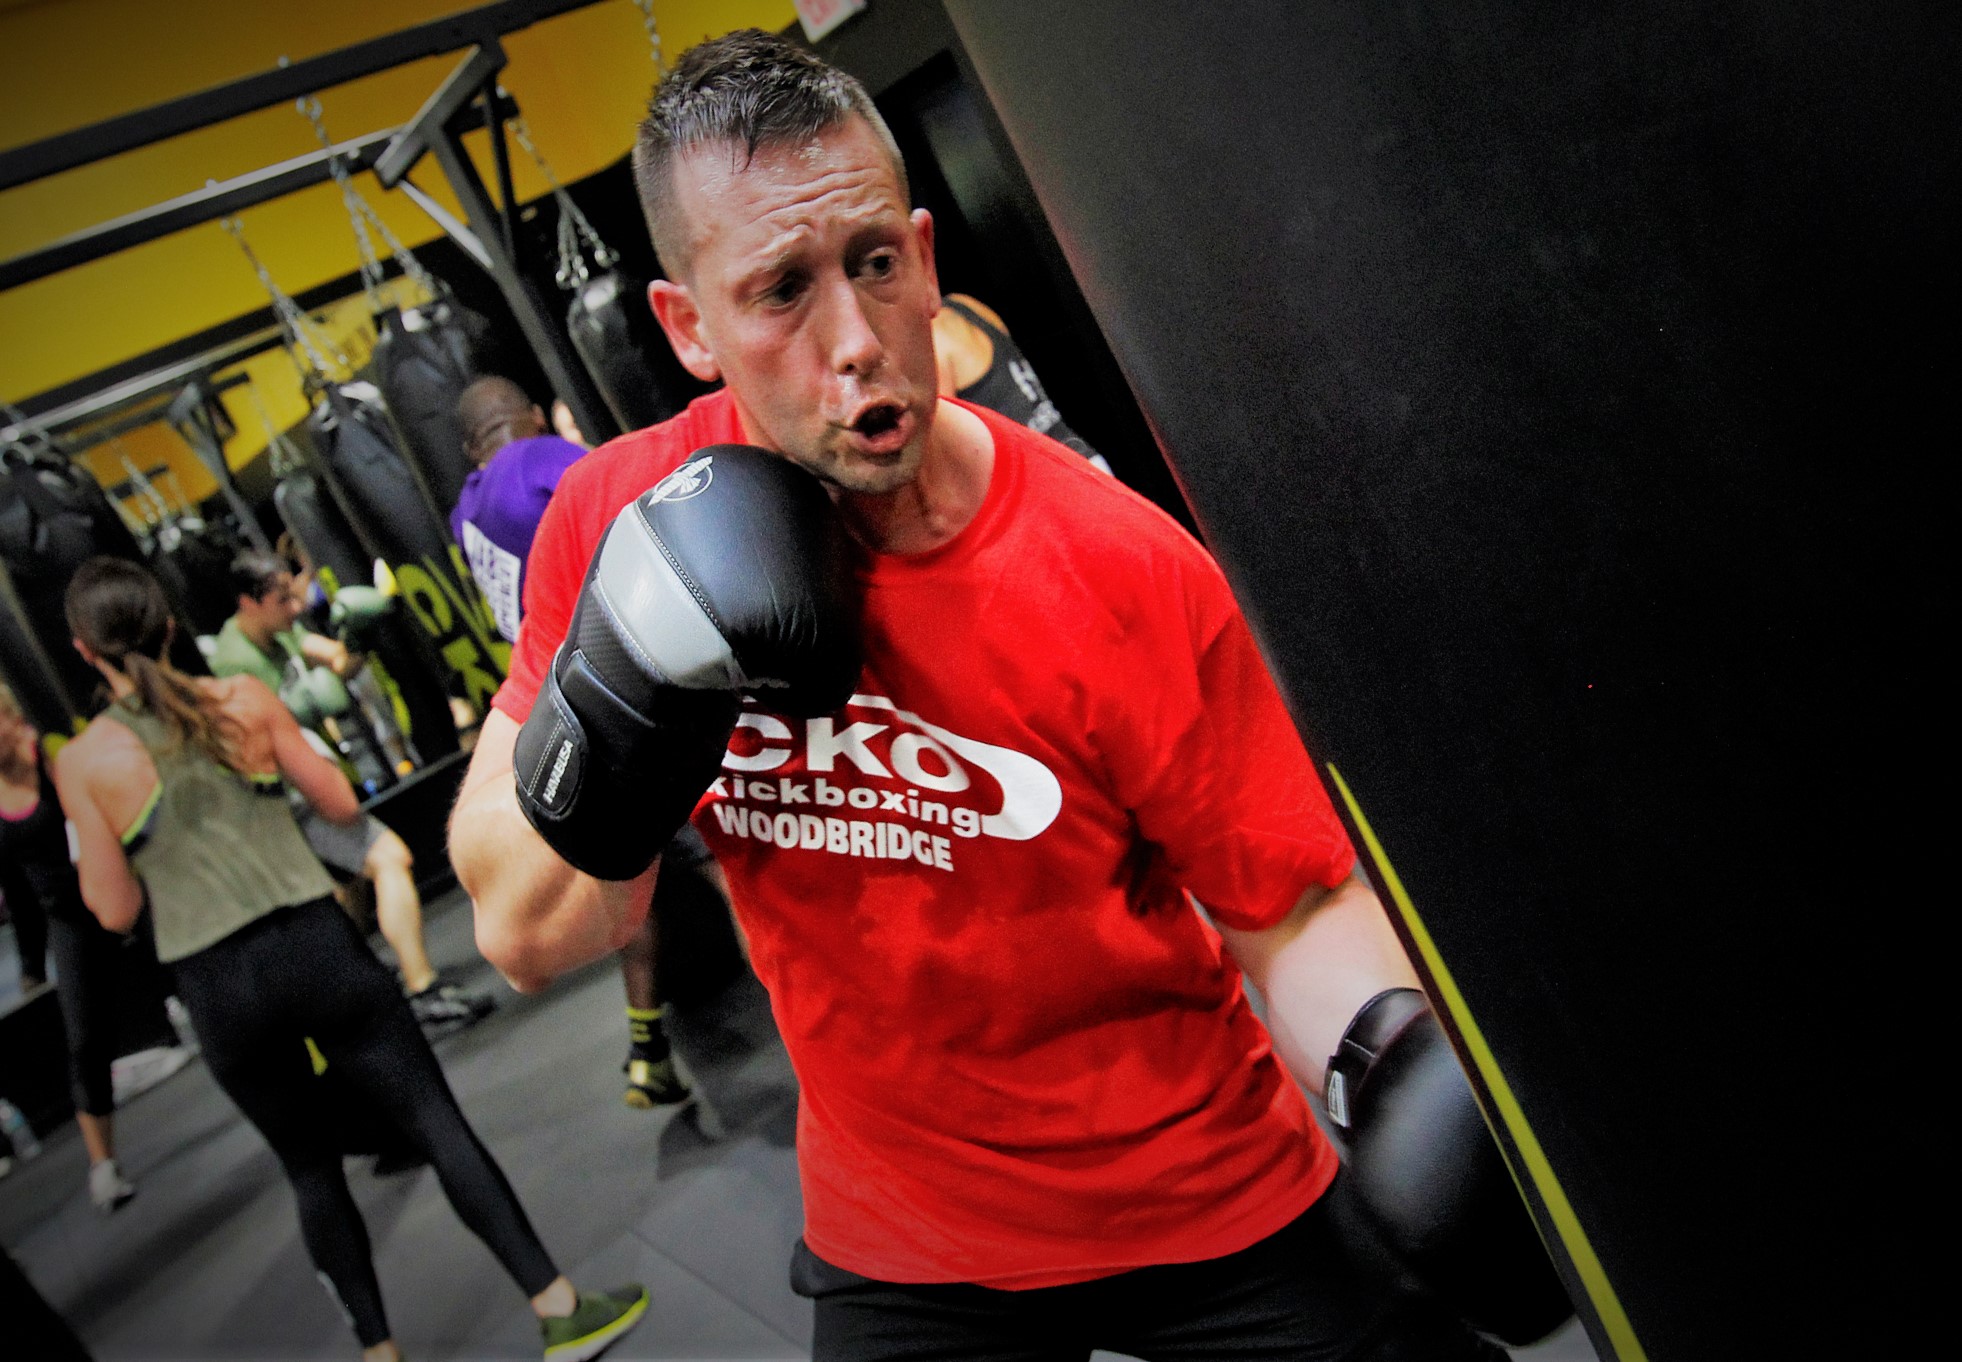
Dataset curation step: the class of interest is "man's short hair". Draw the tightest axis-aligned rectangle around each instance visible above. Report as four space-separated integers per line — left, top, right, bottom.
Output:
229 549 290 603
631 28 908 278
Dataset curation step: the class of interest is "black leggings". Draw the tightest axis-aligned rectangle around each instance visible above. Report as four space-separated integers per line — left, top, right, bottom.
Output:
171 898 557 1347
46 912 120 1116
792 1193 1509 1362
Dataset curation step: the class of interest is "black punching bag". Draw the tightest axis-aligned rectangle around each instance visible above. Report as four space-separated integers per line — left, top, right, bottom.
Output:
566 270 686 433
305 387 506 726
0 449 173 725
367 297 488 511
274 469 370 593
943 2 1945 1357
148 519 246 639
0 561 74 735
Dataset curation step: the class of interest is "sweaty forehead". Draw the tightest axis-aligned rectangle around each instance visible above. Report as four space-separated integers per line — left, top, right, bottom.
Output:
674 123 907 265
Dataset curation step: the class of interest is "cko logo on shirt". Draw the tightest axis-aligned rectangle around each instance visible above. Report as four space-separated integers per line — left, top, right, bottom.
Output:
700 693 1062 872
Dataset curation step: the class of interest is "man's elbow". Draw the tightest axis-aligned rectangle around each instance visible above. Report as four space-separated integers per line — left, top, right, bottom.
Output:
473 905 559 995
90 887 144 936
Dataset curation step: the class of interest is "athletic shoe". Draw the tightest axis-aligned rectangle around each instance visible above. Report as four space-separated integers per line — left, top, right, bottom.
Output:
622 1055 690 1108
410 980 496 1032
540 1284 648 1361
164 995 199 1052
89 1158 137 1213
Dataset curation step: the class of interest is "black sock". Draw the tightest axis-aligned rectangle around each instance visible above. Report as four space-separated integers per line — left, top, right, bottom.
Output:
627 1005 669 1061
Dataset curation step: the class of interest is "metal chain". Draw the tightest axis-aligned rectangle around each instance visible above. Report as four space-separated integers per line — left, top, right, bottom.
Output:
630 0 665 73
220 215 348 381
296 96 388 309
296 97 443 307
247 385 308 478
508 111 617 287
350 192 444 303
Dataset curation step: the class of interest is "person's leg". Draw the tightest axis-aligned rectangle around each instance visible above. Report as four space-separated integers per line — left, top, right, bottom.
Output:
10 888 48 988
1096 1194 1508 1362
171 925 395 1351
362 826 434 994
793 1241 1090 1362
618 905 687 1107
289 899 650 1354
47 914 133 1210
291 901 559 1296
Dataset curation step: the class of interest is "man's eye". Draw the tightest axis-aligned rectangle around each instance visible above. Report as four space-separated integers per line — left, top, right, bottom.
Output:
762 276 804 307
860 252 898 280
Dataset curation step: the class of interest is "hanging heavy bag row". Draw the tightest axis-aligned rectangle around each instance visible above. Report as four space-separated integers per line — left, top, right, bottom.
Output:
299 98 489 517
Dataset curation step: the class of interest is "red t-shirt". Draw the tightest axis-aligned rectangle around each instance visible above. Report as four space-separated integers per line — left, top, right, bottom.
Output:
498 390 1355 1287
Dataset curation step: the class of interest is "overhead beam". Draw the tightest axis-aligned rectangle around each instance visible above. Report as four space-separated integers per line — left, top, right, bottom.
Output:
1 324 289 447
0 92 516 294
0 0 604 193
0 132 389 292
374 41 509 187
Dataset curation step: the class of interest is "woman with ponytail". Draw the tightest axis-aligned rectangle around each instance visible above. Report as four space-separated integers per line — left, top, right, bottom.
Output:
53 558 646 1362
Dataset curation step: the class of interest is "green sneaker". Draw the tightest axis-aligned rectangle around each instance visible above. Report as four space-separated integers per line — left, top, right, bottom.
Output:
540 1284 649 1361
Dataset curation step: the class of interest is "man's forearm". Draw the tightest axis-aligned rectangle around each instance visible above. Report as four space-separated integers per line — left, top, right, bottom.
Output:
1217 874 1421 1094
450 718 655 992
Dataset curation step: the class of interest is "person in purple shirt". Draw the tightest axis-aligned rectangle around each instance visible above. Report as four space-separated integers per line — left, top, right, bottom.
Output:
451 376 724 1116
451 377 589 645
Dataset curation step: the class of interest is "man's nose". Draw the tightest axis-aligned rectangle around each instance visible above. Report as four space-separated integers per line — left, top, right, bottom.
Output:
821 277 885 378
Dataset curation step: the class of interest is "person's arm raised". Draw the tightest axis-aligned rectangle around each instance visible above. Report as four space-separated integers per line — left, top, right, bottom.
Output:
452 708 658 994
457 444 862 994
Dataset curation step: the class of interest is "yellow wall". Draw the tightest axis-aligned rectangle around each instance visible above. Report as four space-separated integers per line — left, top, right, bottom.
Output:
0 0 793 416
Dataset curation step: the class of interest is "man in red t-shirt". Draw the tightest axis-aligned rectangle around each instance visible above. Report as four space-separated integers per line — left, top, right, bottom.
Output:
451 30 1509 1362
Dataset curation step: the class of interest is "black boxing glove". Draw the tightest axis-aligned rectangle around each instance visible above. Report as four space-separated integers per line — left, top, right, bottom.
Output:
1326 988 1575 1345
513 445 861 880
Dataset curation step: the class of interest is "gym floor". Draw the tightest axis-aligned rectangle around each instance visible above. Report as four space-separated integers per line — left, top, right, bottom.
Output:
1 893 1602 1361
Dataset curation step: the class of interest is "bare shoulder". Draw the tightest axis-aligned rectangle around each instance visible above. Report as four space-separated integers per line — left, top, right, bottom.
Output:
204 671 272 716
945 293 1008 332
55 711 144 780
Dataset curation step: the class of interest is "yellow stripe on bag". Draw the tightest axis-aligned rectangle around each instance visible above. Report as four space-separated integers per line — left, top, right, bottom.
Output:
1326 763 1646 1362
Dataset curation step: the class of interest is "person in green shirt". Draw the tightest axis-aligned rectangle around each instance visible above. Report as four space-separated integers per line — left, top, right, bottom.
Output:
208 553 351 694
210 552 489 1032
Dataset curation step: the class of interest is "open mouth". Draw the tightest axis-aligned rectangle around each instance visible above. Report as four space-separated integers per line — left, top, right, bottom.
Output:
851 402 904 439
845 401 911 456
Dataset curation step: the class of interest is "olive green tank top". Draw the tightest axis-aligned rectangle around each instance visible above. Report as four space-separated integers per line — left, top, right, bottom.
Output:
106 701 335 963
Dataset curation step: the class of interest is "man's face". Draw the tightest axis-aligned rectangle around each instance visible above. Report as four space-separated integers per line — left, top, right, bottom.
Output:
241 573 301 631
650 117 941 496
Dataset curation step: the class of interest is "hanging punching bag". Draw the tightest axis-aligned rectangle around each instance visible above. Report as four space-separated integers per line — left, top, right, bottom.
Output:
148 518 245 639
566 269 689 433
275 468 369 593
367 296 490 511
305 386 507 726
0 450 193 727
0 558 74 735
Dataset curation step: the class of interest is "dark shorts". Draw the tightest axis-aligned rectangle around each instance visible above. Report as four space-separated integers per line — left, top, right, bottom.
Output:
297 810 388 879
790 1190 1506 1362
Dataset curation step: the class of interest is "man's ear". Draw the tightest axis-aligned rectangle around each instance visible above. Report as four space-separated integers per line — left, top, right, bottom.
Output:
912 208 941 312
648 279 721 383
